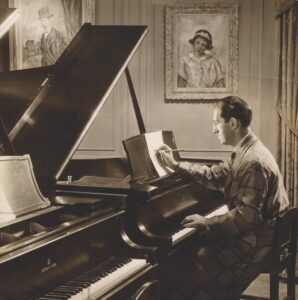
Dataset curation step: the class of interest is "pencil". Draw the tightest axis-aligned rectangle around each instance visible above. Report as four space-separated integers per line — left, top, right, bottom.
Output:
156 149 200 153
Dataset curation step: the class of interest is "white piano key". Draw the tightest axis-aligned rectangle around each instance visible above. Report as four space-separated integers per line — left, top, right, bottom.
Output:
204 204 228 218
69 293 84 300
171 205 229 246
88 258 147 299
172 227 197 245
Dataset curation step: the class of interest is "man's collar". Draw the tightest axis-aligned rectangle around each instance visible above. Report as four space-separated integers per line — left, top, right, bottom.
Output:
234 132 251 152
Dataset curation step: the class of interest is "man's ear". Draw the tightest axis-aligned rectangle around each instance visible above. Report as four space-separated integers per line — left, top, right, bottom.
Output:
229 117 239 130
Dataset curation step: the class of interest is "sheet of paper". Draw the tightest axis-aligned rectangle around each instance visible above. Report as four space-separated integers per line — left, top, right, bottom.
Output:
205 204 229 218
144 131 174 177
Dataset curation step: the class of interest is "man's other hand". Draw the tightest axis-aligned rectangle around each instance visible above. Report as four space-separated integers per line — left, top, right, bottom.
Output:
181 214 209 230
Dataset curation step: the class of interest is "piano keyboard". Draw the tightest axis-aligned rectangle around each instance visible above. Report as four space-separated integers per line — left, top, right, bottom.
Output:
37 257 147 300
204 204 228 219
172 227 197 245
171 205 229 245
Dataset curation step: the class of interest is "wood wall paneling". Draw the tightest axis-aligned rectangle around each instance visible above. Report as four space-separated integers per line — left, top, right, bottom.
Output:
75 0 278 160
0 0 278 159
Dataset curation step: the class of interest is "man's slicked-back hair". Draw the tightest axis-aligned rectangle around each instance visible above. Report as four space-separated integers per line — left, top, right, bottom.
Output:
215 96 252 128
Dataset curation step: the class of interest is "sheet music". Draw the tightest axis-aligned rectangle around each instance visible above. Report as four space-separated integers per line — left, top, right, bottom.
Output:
144 131 174 177
0 155 50 223
205 204 229 218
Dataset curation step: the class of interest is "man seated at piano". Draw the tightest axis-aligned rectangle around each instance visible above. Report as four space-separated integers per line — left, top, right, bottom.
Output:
158 96 289 300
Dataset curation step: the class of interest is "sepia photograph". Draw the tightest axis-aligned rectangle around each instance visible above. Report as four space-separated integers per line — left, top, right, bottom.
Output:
0 0 296 299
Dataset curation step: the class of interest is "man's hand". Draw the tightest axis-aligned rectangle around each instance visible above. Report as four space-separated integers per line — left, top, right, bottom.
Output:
181 214 209 230
157 144 179 170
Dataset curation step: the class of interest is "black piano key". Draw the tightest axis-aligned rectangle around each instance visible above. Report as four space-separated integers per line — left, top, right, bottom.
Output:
57 285 83 294
37 256 134 300
73 276 99 284
64 280 86 286
72 275 93 283
43 293 69 299
40 294 68 300
51 289 73 297
44 290 70 296
67 280 90 287
55 286 80 294
37 296 59 300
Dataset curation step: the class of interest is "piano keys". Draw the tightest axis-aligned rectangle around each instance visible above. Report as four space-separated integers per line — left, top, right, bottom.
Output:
171 227 197 246
171 204 229 245
120 131 225 297
122 167 223 254
55 141 224 299
37 257 147 300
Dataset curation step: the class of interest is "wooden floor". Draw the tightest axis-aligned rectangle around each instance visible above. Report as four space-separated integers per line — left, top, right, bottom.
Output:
242 273 298 299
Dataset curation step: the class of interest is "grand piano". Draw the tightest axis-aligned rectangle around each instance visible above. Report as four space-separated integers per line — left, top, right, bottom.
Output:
0 23 223 299
0 24 160 300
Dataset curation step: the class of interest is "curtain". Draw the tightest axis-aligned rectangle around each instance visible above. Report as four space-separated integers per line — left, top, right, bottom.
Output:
61 0 82 42
276 2 298 207
275 0 297 16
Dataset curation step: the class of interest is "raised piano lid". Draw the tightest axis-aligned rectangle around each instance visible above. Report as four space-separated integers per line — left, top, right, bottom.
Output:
0 67 53 132
6 23 148 183
0 6 19 39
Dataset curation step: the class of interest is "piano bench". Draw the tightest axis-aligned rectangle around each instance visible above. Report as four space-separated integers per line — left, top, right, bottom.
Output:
131 280 160 300
241 207 298 300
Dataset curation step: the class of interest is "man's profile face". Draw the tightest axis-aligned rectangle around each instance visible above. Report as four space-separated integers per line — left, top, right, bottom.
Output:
212 108 233 145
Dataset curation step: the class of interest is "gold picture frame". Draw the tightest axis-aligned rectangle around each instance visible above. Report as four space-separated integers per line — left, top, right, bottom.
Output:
9 0 94 70
165 4 238 100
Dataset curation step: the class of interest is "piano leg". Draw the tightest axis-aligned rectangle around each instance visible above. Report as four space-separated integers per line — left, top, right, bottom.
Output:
131 280 160 300
158 242 201 299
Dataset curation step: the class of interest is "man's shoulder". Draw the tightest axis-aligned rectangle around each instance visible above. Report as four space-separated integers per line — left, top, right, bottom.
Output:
239 142 278 174
238 157 263 171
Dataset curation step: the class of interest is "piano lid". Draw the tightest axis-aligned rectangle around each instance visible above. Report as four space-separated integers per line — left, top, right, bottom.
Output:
0 7 19 39
6 24 148 183
0 67 53 132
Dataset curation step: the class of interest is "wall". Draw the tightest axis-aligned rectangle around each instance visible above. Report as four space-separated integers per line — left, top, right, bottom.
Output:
76 0 278 160
0 0 278 160
0 0 10 71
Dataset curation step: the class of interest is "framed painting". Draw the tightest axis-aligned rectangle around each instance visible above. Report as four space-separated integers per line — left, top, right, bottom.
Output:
165 4 238 100
8 0 94 70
